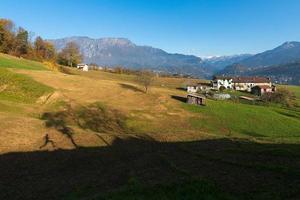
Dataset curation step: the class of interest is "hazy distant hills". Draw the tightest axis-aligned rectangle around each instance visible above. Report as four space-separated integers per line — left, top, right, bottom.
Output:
219 42 300 85
237 41 300 68
247 63 300 85
49 37 212 78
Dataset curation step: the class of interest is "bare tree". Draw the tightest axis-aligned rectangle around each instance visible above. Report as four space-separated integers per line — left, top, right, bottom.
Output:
137 70 155 93
57 42 82 67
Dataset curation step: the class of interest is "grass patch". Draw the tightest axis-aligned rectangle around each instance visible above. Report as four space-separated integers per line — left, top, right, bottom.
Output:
280 85 300 106
71 68 204 90
0 100 25 114
0 68 53 103
0 53 47 70
183 100 300 140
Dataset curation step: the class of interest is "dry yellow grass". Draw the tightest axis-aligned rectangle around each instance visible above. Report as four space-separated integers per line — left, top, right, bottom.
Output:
2 67 300 154
0 68 207 154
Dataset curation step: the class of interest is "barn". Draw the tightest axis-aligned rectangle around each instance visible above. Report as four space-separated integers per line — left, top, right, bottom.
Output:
187 93 206 106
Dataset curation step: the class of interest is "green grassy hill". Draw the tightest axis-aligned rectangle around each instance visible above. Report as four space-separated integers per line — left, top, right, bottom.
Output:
0 53 53 103
184 99 300 142
0 54 300 199
0 53 48 70
0 68 53 103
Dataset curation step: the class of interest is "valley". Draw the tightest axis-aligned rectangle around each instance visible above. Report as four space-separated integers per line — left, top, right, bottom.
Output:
0 54 300 199
1 1 300 199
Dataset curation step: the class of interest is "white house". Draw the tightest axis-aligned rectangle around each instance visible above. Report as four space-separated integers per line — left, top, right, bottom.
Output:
187 85 198 93
212 76 233 90
187 83 212 93
77 64 89 71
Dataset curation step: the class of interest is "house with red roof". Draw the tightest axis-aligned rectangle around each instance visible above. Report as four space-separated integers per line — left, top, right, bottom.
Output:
212 76 275 95
232 77 272 92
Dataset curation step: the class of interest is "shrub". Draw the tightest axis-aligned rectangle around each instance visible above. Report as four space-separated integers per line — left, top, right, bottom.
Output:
261 88 296 107
219 86 226 92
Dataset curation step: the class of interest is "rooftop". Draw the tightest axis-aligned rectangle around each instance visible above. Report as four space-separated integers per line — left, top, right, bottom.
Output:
213 76 271 83
233 77 271 83
252 85 272 89
187 93 206 99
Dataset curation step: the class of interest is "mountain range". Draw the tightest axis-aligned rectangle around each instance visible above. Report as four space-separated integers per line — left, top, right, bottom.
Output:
49 37 211 78
232 41 300 68
49 37 300 84
219 41 300 85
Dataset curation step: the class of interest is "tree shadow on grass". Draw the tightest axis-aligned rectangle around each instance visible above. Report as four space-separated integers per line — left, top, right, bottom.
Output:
1 137 300 199
176 87 186 91
40 102 130 148
171 95 187 103
119 83 144 93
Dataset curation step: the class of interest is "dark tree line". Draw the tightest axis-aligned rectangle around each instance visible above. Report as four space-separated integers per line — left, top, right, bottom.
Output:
0 18 82 67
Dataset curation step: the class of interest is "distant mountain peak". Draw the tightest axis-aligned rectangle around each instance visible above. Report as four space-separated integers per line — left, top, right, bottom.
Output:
278 41 300 49
97 37 135 46
202 54 252 61
217 41 300 85
201 54 253 72
51 36 135 47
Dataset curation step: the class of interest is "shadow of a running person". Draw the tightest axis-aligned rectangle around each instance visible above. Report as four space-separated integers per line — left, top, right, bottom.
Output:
40 134 56 149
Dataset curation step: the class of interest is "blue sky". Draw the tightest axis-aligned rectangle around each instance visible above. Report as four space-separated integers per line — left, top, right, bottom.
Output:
1 0 300 56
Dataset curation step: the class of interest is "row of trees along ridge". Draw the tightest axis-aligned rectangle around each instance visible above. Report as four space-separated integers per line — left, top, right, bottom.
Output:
0 18 82 67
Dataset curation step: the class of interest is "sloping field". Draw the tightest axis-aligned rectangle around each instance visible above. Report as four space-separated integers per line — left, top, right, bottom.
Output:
184 100 300 142
0 55 300 199
0 53 47 70
0 68 53 103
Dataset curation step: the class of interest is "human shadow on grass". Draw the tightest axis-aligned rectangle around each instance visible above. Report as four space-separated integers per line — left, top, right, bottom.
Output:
39 133 56 149
171 95 187 103
41 111 78 148
119 83 144 93
1 136 300 200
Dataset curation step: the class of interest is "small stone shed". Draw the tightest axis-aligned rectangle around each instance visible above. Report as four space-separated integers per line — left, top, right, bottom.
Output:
187 93 206 106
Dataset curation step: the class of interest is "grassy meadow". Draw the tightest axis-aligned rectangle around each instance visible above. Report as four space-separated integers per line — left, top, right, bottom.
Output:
0 68 53 103
0 53 48 70
0 54 300 199
184 100 300 142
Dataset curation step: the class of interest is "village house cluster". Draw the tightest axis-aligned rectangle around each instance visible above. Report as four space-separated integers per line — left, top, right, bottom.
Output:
212 76 275 93
188 76 276 95
186 76 277 106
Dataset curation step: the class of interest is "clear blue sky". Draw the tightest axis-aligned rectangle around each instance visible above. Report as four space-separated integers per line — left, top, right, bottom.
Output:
1 0 300 56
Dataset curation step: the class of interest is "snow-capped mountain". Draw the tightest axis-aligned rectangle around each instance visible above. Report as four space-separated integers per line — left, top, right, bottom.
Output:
202 54 253 71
